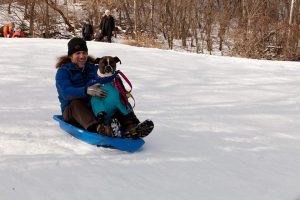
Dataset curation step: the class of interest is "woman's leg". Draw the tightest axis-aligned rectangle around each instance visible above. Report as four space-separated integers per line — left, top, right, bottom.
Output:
63 99 98 130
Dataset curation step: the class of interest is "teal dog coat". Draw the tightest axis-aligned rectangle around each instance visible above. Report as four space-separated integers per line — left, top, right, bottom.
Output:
91 83 132 123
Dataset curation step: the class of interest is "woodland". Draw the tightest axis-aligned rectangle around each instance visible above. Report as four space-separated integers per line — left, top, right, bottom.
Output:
1 0 299 60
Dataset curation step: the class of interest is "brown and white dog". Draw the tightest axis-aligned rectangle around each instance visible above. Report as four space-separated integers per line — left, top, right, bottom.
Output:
92 56 154 139
94 56 121 77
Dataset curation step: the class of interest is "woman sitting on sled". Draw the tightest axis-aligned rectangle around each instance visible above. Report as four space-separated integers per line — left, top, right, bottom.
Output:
55 37 153 138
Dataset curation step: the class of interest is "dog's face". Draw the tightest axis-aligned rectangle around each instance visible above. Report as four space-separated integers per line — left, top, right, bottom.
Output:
94 56 121 76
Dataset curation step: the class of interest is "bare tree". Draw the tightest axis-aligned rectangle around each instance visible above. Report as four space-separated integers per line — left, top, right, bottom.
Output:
45 0 75 33
3 0 299 60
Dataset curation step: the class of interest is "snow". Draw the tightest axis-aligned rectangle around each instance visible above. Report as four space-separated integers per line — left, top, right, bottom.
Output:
0 38 300 200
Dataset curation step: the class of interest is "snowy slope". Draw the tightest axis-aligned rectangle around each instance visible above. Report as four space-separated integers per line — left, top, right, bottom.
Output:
0 38 300 200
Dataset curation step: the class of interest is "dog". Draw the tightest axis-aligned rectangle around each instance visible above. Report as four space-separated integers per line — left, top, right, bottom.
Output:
90 56 154 139
95 56 121 78
91 56 131 122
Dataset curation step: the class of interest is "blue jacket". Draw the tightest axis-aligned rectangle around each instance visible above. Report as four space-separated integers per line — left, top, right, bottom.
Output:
55 63 97 113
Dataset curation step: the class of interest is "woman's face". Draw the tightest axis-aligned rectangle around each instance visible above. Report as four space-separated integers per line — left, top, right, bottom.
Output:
70 51 88 68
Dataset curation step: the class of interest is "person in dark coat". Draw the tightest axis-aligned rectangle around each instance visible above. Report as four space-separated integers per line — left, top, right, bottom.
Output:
82 20 93 41
97 10 115 43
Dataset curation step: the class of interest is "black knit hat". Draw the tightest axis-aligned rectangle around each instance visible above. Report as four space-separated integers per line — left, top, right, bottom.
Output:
68 37 88 56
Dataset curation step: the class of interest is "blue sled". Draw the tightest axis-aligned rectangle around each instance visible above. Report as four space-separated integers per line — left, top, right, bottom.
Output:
53 115 145 152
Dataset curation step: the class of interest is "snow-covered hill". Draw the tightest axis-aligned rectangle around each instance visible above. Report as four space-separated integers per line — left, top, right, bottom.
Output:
0 38 300 200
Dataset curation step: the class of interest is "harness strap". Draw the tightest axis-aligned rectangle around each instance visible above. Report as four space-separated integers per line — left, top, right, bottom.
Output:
117 70 132 92
115 70 135 108
126 92 136 108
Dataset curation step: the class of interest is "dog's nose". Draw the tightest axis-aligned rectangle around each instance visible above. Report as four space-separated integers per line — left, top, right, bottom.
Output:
104 65 114 73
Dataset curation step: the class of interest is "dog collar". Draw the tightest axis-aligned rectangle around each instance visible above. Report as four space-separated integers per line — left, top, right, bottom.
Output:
95 70 119 84
97 69 113 77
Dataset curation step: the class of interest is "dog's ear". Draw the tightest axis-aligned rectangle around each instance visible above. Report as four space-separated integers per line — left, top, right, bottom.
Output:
113 56 121 64
94 57 101 64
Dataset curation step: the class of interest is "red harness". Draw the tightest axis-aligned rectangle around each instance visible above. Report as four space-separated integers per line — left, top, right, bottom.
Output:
113 70 135 108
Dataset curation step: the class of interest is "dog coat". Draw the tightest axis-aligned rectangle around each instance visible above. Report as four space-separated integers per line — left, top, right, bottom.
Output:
90 77 132 123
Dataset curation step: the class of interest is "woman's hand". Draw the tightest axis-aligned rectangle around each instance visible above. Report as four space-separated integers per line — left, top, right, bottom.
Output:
86 83 107 98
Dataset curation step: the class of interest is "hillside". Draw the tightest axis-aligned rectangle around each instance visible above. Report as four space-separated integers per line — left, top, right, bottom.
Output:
0 38 300 200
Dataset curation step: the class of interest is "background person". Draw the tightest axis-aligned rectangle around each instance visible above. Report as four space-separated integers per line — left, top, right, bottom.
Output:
0 22 15 37
12 28 25 38
97 10 115 43
82 19 93 41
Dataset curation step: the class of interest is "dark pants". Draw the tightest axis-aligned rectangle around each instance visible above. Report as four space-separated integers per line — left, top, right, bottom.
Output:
83 36 92 41
63 99 140 132
63 99 98 130
114 110 140 131
97 33 112 43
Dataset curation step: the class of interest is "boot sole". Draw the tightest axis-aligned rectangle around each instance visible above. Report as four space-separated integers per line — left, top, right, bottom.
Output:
135 120 154 138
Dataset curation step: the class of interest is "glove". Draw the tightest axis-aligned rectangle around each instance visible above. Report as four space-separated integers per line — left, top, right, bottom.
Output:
86 83 107 98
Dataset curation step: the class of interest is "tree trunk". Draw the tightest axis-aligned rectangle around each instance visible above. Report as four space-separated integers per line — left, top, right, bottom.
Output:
46 0 75 34
8 0 13 14
29 0 36 37
150 0 154 35
45 0 50 38
289 0 295 25
122 0 133 35
134 0 137 38
24 0 29 19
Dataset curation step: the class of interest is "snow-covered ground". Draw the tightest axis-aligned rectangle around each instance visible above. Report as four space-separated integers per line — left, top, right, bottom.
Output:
0 38 300 200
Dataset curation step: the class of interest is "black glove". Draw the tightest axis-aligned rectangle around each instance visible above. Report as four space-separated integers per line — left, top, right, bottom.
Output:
86 83 107 98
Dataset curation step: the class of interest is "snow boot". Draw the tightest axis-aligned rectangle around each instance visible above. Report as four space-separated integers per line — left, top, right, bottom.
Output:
125 119 154 139
114 111 154 139
110 118 122 137
96 112 114 137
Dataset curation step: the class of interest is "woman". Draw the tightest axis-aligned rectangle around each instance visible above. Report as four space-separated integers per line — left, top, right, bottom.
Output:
0 22 14 37
55 37 113 136
55 37 154 138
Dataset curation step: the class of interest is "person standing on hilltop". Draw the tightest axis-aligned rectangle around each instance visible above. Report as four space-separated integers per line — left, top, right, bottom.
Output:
97 10 115 43
82 19 94 41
